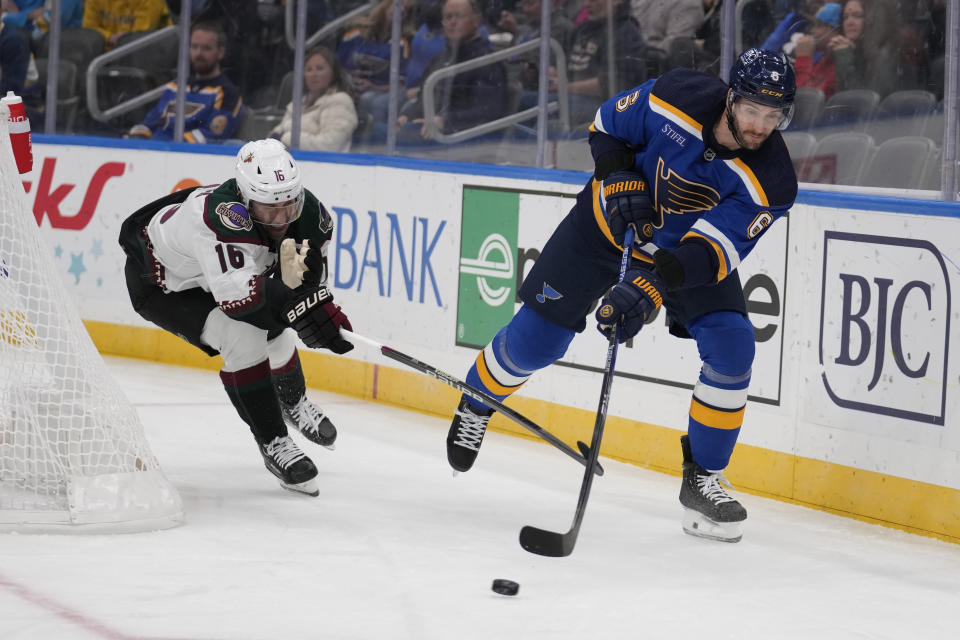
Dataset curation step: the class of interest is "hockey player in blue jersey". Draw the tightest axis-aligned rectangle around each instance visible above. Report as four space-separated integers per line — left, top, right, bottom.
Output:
446 48 798 542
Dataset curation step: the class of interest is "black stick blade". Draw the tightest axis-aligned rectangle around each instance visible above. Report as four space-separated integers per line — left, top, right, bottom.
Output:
519 525 574 557
576 441 605 476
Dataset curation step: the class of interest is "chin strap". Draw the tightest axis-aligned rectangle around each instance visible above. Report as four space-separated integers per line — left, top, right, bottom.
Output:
724 105 747 150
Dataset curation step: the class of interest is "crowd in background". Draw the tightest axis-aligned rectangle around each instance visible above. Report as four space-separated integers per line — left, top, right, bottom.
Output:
0 0 952 185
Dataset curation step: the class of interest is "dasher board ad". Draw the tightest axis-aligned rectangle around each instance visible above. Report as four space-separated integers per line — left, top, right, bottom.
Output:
802 206 960 455
455 185 789 405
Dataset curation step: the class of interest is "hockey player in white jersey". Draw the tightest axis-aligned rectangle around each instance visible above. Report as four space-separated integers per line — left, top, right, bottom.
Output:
119 139 352 496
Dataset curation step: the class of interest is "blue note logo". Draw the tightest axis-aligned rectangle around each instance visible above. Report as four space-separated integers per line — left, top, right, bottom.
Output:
819 232 950 424
536 282 562 304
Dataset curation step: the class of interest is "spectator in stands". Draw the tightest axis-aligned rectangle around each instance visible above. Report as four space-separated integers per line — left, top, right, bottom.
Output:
792 2 841 97
762 0 825 56
127 21 244 143
497 0 573 50
695 0 774 74
83 0 171 49
497 0 573 92
33 0 85 37
0 20 29 95
167 0 330 101
405 0 445 101
270 45 358 152
337 0 413 140
404 0 493 103
630 0 703 58
1 0 45 33
831 0 897 97
563 0 645 124
397 0 505 143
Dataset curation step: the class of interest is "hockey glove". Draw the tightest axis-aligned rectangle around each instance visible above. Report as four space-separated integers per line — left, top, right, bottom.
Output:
595 268 664 343
280 239 329 289
602 171 656 245
283 286 354 354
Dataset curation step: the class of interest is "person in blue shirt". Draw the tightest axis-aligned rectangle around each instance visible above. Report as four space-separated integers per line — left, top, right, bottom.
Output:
127 21 243 143
446 48 798 544
0 20 29 95
396 0 505 143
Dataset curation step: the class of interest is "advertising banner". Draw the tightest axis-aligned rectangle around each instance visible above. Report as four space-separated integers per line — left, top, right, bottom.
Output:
21 140 960 506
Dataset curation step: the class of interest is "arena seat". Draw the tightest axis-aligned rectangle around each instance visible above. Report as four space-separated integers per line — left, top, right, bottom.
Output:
802 132 875 185
788 87 825 132
859 135 937 189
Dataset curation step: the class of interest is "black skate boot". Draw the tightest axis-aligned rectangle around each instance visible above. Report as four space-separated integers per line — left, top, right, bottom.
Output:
446 396 494 473
259 435 319 496
280 394 337 449
679 434 747 542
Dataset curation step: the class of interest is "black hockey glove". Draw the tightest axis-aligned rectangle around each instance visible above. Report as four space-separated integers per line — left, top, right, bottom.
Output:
300 243 328 288
595 267 664 343
602 171 656 245
283 286 354 354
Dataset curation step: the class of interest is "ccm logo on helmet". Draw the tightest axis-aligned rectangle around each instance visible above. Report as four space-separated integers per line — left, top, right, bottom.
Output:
761 89 784 98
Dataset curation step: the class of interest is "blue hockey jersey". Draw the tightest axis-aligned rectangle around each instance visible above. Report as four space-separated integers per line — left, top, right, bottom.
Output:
129 73 244 143
577 67 797 282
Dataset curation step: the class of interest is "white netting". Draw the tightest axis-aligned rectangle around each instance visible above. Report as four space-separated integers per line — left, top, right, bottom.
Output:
0 106 183 532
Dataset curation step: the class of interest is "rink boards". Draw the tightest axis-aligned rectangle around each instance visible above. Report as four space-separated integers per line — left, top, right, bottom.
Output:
20 136 960 543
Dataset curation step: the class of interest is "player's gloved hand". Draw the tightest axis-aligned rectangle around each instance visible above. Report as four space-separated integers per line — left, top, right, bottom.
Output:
595 268 664 343
602 171 656 245
283 286 354 354
280 239 329 289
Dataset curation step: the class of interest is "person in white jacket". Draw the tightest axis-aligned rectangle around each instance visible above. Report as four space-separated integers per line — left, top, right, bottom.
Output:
271 45 359 152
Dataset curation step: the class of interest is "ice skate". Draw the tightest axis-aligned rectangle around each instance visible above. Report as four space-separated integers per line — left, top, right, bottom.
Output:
280 395 337 449
679 435 746 542
259 435 319 496
446 396 494 473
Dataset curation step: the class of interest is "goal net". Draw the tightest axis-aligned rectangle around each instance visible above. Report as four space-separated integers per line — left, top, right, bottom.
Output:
0 105 183 532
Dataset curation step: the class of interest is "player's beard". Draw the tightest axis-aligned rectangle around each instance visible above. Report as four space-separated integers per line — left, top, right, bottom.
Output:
263 224 289 241
191 58 216 77
726 109 769 151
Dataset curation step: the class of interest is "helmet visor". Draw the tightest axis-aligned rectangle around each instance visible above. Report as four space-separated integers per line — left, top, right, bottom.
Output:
730 91 795 130
250 193 305 227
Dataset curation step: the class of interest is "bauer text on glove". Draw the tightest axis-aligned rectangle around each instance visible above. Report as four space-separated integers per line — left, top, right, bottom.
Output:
595 268 664 342
283 286 354 354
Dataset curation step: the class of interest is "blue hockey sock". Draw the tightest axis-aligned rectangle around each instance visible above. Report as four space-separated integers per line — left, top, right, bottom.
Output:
463 305 574 411
685 312 755 470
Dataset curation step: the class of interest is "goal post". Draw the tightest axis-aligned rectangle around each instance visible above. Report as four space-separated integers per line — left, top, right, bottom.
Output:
0 104 183 532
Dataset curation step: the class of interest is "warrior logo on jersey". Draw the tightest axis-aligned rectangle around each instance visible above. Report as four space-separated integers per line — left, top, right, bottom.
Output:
654 157 721 220
216 202 253 231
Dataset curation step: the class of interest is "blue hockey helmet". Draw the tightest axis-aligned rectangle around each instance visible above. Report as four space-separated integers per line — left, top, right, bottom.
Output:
728 48 796 130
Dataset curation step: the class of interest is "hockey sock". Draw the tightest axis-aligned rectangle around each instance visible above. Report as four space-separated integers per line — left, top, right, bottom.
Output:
686 312 755 471
464 305 575 412
220 360 288 443
271 350 306 407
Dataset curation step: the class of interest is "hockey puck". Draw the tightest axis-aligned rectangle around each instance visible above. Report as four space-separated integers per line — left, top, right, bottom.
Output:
491 579 519 596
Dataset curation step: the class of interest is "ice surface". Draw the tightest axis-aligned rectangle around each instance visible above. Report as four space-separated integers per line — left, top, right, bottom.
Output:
1 357 958 639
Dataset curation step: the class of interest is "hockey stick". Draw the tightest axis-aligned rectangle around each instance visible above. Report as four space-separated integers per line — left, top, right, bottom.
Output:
518 225 635 557
340 329 603 476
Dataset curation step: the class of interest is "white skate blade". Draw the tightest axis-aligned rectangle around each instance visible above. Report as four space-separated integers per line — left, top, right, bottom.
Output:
279 477 319 497
682 509 743 543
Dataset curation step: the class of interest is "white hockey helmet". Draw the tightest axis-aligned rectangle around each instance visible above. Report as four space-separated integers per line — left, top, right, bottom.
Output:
235 139 304 226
